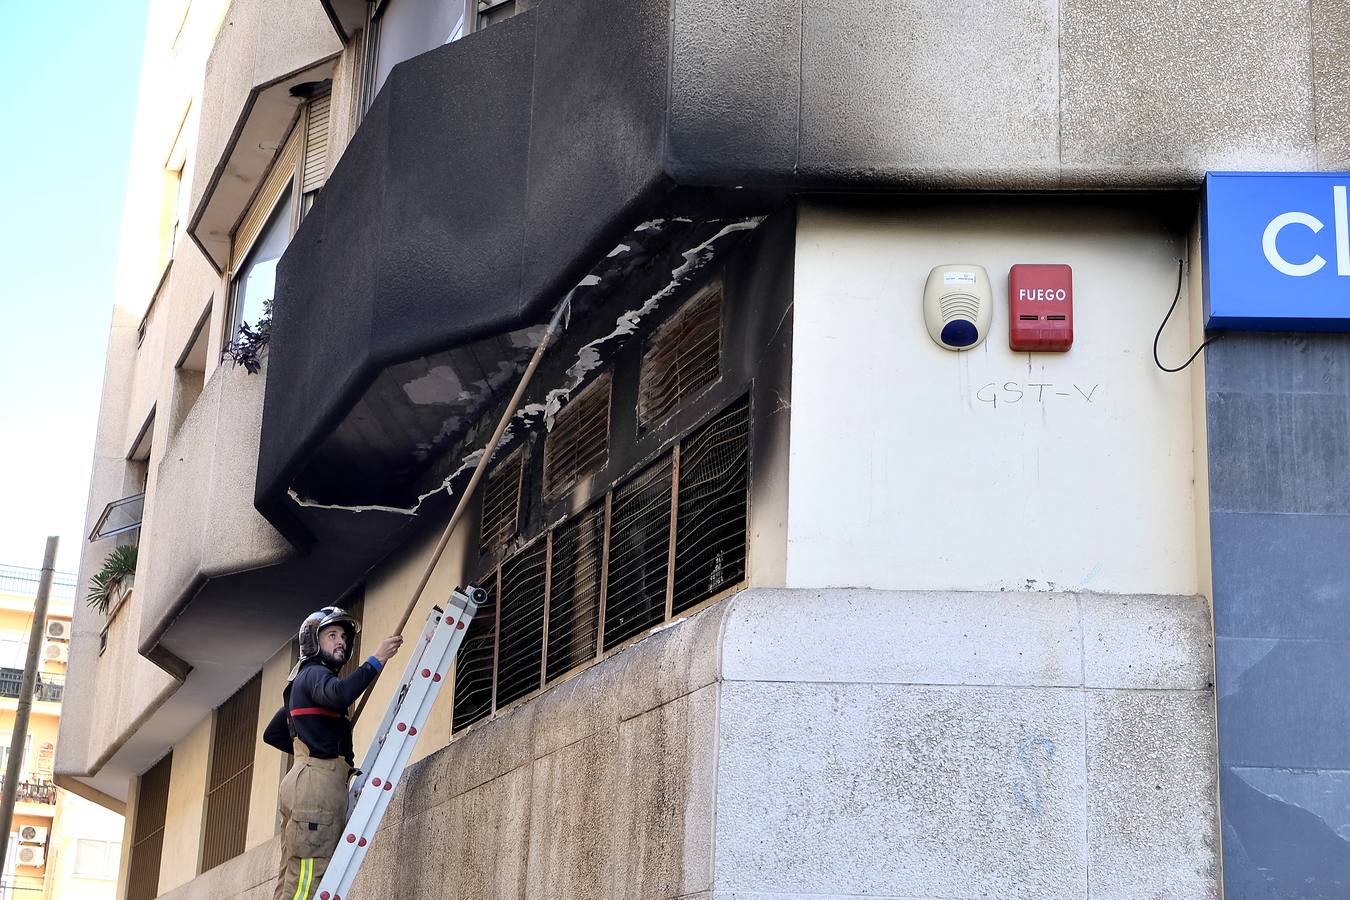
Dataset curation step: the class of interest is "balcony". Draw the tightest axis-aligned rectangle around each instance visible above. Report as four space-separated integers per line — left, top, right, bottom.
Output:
7 780 58 806
0 669 65 704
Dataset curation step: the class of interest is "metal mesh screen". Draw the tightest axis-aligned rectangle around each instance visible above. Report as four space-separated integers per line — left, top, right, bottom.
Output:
127 751 172 900
638 285 723 427
480 449 524 556
201 674 261 872
673 399 750 612
603 456 673 650
543 374 611 498
495 539 548 708
453 577 497 732
546 505 604 681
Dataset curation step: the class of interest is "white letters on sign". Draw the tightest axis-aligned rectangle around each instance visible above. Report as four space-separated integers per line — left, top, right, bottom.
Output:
1016 288 1068 302
1262 185 1349 277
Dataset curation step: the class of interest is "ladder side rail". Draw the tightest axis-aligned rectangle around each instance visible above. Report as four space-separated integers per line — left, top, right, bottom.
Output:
350 606 443 799
338 596 467 851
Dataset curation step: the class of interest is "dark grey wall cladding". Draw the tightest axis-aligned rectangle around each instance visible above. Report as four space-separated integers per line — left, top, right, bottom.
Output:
1207 331 1350 898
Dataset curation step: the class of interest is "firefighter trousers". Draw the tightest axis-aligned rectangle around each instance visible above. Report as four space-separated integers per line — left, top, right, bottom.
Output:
274 741 349 900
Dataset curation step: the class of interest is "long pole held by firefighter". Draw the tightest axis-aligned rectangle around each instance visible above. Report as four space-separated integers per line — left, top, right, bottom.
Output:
0 535 58 875
350 294 571 726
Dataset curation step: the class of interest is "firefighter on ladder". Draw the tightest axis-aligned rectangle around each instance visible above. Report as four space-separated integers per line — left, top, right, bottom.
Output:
263 607 403 900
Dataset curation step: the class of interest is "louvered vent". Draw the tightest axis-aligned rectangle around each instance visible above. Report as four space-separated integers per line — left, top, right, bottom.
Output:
453 579 497 732
546 504 604 681
201 674 261 872
543 374 611 498
495 539 547 708
127 752 172 900
674 399 749 613
603 456 673 650
638 284 723 428
480 449 524 556
302 90 331 194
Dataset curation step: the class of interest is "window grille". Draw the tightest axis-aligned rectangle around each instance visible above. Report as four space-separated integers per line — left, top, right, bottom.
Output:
452 579 497 732
480 449 524 556
602 456 674 650
201 674 261 872
543 374 611 499
452 396 749 735
495 539 547 708
673 398 749 612
638 285 723 428
545 505 604 681
127 752 172 900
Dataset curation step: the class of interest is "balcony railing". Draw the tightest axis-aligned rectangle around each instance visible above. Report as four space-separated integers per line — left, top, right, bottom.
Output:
0 565 77 603
6 780 57 805
0 669 64 703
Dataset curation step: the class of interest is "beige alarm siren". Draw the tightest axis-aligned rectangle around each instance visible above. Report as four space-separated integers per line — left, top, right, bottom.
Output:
924 264 993 351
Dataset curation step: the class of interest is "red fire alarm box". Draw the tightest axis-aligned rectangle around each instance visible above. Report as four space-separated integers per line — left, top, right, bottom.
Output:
1009 264 1073 352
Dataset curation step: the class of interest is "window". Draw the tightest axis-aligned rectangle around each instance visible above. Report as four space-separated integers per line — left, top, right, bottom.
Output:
480 449 524 557
542 375 610 499
229 192 292 337
369 0 475 99
73 839 121 880
0 639 27 669
225 88 331 348
0 734 32 777
638 283 723 428
453 397 751 733
158 104 193 273
201 675 261 872
127 752 171 900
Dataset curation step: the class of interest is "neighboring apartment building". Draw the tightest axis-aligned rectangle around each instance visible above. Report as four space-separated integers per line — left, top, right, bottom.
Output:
0 565 123 900
56 1 1348 898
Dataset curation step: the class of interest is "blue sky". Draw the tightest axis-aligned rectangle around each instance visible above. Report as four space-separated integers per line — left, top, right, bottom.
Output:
0 1 150 574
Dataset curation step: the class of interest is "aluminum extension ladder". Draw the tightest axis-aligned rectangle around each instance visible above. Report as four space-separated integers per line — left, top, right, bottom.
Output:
312 585 486 900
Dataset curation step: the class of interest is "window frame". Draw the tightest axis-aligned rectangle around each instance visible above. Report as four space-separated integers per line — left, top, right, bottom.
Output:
72 838 122 880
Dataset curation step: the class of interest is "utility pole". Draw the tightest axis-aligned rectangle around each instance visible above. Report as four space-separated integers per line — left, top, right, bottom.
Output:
0 536 58 875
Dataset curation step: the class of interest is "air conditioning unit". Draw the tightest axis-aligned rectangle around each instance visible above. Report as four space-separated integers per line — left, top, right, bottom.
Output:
42 642 68 664
18 825 47 844
44 620 69 642
16 845 44 868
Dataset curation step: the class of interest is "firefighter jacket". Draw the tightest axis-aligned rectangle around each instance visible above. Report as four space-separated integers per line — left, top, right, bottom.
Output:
263 656 383 765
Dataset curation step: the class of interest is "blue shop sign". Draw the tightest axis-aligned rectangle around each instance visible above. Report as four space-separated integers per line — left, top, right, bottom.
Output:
1203 171 1350 331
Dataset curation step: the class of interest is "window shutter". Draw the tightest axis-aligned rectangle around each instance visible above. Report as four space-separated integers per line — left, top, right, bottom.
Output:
302 91 331 194
201 674 261 872
127 752 172 900
543 374 611 499
638 284 723 428
229 126 301 273
480 449 524 556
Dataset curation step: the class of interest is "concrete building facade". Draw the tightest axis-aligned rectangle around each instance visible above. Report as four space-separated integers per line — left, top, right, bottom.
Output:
56 1 1348 898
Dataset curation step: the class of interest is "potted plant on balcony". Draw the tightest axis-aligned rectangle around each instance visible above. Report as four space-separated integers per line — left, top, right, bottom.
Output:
87 544 137 616
224 299 271 374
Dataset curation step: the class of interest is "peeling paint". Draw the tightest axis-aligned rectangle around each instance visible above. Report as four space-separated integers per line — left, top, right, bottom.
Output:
402 364 464 405
287 488 418 515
